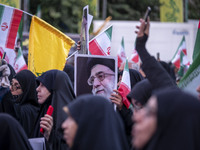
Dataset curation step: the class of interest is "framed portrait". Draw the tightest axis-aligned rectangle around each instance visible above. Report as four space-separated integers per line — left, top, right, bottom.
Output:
75 54 117 101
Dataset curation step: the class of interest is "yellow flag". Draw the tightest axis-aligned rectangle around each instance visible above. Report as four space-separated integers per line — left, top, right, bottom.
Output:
0 0 21 8
160 0 183 22
28 16 75 76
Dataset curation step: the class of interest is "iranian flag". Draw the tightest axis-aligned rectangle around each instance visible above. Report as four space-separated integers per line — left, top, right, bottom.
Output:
14 46 27 72
171 36 190 69
177 50 190 77
117 37 126 68
118 59 132 109
0 4 27 72
89 25 113 56
130 42 139 63
178 20 200 96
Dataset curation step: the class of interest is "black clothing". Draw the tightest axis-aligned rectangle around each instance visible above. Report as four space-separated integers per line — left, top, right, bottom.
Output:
119 69 144 89
118 68 143 149
129 69 144 88
32 70 75 150
67 94 129 150
147 88 200 150
159 61 176 81
0 113 33 150
127 34 177 106
127 79 152 105
63 64 74 87
1 70 39 138
135 34 176 90
7 63 16 82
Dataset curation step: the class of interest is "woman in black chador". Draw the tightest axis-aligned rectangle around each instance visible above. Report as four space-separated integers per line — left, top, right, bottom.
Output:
0 113 33 150
133 87 200 150
62 94 129 150
31 70 75 150
0 69 39 138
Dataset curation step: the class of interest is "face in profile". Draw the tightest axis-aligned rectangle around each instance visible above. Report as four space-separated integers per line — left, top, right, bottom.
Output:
62 108 78 148
132 96 157 149
87 64 115 100
36 82 51 104
10 78 23 96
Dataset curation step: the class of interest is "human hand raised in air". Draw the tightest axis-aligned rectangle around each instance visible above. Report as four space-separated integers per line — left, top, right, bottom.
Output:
135 17 150 38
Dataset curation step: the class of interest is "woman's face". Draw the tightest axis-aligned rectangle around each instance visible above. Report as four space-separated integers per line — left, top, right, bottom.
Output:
132 96 157 149
36 82 51 104
62 115 78 148
10 78 23 96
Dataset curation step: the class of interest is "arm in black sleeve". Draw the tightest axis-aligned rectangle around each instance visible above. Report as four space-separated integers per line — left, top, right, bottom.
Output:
135 34 176 89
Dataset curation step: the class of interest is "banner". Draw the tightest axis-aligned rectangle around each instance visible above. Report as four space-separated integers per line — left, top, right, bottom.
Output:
0 0 21 9
160 0 183 22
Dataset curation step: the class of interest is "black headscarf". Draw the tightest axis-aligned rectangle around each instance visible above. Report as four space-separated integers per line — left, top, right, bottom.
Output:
7 63 16 83
1 70 39 138
32 70 75 150
118 69 144 89
0 113 33 150
147 88 200 150
159 61 176 81
63 64 74 87
67 94 129 150
14 69 38 106
129 69 144 88
127 79 152 105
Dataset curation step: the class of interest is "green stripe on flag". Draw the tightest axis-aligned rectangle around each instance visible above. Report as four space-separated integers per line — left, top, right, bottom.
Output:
124 59 129 72
171 36 185 61
192 20 200 61
0 5 5 25
105 26 112 40
121 37 124 48
179 52 200 88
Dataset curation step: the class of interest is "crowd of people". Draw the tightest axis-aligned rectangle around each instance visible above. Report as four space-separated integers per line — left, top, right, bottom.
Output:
0 17 200 150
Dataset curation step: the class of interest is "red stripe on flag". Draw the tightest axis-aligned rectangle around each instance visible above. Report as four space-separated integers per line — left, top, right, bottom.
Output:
118 55 123 68
198 20 200 29
131 55 139 63
89 40 107 55
118 82 131 109
6 9 23 49
174 59 180 68
183 49 187 55
17 64 28 73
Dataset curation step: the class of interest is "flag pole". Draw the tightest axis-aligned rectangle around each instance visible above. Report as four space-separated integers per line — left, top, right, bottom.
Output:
66 50 78 61
0 3 33 17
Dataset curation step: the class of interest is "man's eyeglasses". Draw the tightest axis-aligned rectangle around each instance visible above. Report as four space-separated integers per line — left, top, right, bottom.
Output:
11 82 21 90
87 71 115 86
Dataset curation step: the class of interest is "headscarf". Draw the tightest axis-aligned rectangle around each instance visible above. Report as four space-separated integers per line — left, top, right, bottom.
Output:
127 79 152 105
14 70 38 106
1 70 39 138
0 113 33 150
129 69 144 88
33 70 75 150
63 64 74 87
147 88 200 150
67 94 129 150
118 69 144 89
159 61 176 81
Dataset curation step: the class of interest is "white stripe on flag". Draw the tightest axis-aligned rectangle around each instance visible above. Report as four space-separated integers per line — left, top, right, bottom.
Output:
0 7 14 46
95 32 111 54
